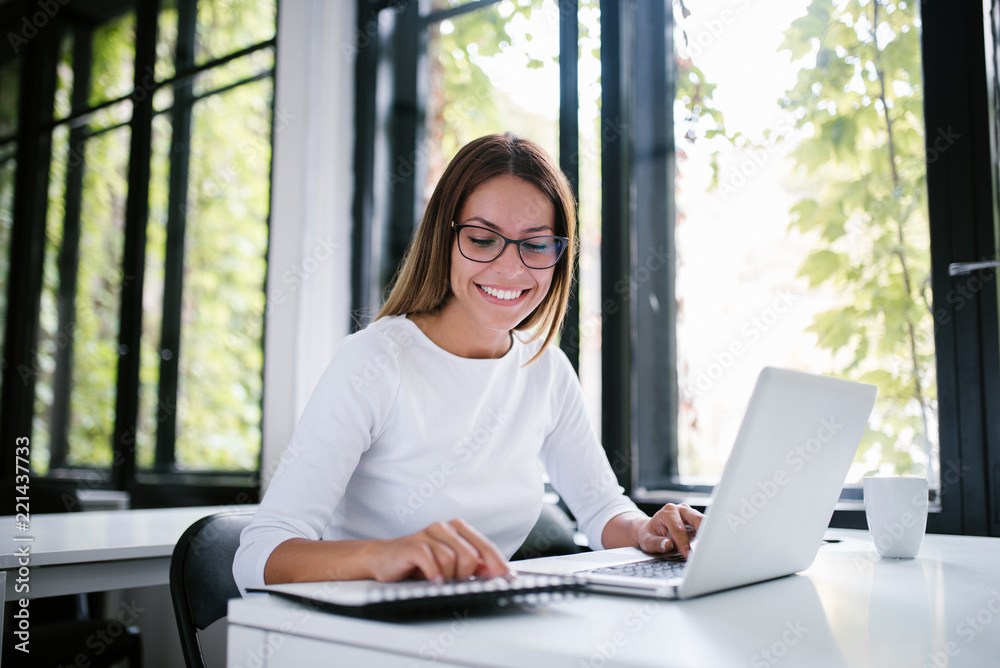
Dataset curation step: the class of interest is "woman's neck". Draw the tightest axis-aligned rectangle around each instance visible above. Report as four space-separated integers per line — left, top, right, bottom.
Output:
407 304 512 359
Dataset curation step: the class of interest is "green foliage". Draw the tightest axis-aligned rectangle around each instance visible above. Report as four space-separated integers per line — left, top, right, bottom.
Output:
780 0 935 476
26 1 276 475
66 127 131 469
195 0 277 65
673 2 745 187
174 78 271 471
428 0 559 175
89 13 136 107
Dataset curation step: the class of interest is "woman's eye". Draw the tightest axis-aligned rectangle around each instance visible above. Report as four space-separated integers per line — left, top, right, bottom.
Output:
470 236 499 247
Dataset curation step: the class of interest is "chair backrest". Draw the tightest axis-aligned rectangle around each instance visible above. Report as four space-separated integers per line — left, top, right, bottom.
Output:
170 509 255 668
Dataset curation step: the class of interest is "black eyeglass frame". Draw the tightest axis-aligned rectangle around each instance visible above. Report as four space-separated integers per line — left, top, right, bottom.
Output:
451 222 570 270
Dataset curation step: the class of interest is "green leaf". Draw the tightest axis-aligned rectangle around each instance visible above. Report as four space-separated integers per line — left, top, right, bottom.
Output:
797 249 847 286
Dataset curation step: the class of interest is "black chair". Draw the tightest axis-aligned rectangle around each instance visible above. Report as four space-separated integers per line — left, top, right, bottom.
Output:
170 509 255 668
512 500 587 561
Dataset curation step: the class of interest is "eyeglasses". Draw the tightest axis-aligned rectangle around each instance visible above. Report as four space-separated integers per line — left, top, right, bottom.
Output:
452 222 568 270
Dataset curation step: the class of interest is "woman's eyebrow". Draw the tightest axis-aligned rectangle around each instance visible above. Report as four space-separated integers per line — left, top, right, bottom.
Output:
462 216 553 234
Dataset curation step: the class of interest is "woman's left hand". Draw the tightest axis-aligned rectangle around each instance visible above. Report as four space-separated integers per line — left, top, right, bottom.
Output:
633 503 703 559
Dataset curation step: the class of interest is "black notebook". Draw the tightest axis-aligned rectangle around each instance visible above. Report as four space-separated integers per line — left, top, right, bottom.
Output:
247 573 585 619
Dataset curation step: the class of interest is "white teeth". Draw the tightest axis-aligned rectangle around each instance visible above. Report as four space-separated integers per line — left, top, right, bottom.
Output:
480 285 523 301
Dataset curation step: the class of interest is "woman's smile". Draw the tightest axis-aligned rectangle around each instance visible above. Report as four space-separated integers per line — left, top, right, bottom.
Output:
476 284 529 302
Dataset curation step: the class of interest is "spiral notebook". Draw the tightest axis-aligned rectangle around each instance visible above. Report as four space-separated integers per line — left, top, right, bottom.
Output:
247 573 585 619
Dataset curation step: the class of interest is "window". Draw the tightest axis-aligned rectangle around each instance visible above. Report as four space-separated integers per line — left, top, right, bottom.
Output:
354 0 1000 535
0 53 18 399
0 0 277 505
353 0 604 420
668 2 937 493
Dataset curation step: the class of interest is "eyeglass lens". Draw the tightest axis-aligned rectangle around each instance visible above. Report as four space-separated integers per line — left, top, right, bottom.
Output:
457 226 564 269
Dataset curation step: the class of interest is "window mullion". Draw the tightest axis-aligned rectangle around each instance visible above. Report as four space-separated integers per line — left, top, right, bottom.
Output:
0 30 58 481
383 1 423 300
352 1 380 329
154 0 198 472
632 0 678 490
559 0 580 373
111 0 161 491
600 0 632 491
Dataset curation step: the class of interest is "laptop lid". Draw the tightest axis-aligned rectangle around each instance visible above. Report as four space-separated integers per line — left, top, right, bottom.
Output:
516 367 877 600
676 366 876 598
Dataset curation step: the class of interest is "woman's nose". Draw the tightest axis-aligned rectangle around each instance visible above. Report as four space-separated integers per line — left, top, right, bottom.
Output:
493 242 525 276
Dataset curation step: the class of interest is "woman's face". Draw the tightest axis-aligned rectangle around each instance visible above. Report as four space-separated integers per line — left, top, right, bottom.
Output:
446 174 558 344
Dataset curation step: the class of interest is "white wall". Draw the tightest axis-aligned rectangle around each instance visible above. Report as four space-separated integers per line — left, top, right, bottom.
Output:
261 0 356 490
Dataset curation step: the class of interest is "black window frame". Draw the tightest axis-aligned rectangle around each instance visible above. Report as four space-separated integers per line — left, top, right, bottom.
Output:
359 0 999 537
0 0 279 508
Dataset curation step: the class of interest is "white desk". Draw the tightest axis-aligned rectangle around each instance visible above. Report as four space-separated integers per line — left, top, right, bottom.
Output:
1 504 255 656
0 505 253 600
227 529 1000 667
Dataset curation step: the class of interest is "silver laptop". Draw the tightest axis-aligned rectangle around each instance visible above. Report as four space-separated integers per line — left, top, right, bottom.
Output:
518 367 877 599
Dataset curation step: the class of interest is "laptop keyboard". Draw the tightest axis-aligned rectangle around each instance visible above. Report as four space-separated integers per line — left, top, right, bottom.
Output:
590 557 688 579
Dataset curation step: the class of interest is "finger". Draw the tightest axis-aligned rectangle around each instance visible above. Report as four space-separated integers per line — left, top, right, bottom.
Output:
426 521 485 579
424 539 461 581
448 519 510 577
676 503 704 532
654 505 694 558
381 542 442 584
634 520 672 554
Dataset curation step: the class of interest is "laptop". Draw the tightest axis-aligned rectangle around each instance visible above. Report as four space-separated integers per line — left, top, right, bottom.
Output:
517 366 877 600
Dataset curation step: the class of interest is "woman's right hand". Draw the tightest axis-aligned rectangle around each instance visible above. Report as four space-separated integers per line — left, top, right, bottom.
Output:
368 518 510 583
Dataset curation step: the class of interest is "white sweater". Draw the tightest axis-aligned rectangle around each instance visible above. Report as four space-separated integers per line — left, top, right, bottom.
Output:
233 315 638 593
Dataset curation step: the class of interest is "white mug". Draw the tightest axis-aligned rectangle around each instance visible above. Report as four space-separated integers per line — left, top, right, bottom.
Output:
863 476 929 558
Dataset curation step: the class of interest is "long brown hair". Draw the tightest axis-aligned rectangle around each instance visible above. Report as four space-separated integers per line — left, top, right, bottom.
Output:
376 132 577 362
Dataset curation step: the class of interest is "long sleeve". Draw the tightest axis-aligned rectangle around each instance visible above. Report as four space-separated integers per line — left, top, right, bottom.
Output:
232 327 403 594
233 317 639 595
539 348 640 549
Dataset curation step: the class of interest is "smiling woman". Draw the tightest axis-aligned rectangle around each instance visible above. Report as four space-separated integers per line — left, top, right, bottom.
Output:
232 133 704 594
414 174 559 359
379 132 576 362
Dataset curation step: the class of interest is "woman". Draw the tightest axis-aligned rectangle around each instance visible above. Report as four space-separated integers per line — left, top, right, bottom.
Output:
233 132 702 593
